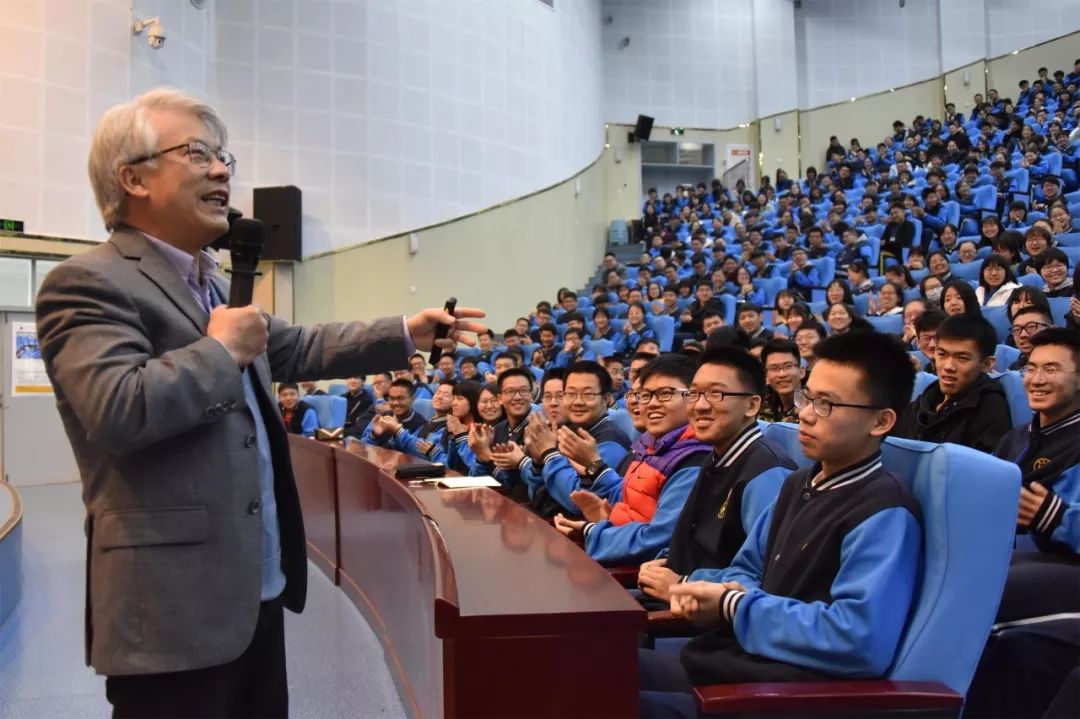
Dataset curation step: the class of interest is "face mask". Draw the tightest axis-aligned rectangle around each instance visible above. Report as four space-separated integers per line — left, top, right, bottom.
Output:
926 287 943 302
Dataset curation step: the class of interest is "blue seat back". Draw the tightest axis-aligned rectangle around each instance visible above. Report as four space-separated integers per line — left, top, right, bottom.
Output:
909 351 929 370
1055 232 1080 247
761 422 812 469
949 261 982 283
647 314 676 352
809 256 836 287
1048 297 1071 327
913 371 937 400
1017 273 1044 288
754 277 787 307
716 294 736 326
880 439 1020 695
981 306 1011 344
853 294 870 315
304 395 347 429
587 338 616 358
413 398 433 421
993 344 1021 372
1060 246 1080 267
992 371 1033 428
866 315 904 335
328 383 349 396
607 408 640 442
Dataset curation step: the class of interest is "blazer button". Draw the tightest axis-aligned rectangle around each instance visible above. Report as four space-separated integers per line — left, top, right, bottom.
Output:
248 499 261 514
244 434 256 448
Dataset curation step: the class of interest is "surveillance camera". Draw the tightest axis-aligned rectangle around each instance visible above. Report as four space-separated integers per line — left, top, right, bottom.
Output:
147 20 165 49
133 17 165 49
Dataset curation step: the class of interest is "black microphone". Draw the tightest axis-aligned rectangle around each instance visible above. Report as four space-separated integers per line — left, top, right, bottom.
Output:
227 218 264 308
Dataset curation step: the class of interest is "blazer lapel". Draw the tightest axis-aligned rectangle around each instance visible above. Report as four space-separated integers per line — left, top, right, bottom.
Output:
110 229 208 334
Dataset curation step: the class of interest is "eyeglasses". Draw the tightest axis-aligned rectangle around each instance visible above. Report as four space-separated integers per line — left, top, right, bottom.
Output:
765 362 800 376
793 389 884 418
541 392 564 402
1019 365 1077 381
127 140 237 176
563 391 606 403
1011 321 1050 337
632 387 689 404
500 388 533 398
681 388 757 404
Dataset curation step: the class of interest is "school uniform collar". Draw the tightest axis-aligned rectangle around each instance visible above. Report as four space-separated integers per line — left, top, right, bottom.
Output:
809 451 883 492
398 411 417 425
1034 407 1080 437
712 422 763 469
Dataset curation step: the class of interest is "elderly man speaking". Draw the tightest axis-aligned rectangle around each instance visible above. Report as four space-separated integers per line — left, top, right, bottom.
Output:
34 88 484 718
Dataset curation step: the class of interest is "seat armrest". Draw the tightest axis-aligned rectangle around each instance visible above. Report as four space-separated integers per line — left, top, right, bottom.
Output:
693 680 963 716
647 609 697 637
606 565 640 588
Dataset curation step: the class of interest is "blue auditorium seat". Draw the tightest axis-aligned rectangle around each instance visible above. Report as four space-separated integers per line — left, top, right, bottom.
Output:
909 351 929 370
753 277 787 307
586 338 616 358
992 371 1033 428
866 315 904 335
981 306 1012 344
949 261 982 283
647 314 675 352
1017 273 1044 288
1055 232 1080 247
413 398 433 421
607 408 640 442
993 344 1021 373
1048 297 1071 326
715 294 736 326
692 435 1021 716
912 371 937 400
328 383 349 396
304 395 347 429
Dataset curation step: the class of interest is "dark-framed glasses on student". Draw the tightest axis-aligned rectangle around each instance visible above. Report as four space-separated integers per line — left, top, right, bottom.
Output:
633 387 689 404
681 388 756 404
1019 364 1076 381
1011 321 1050 337
541 392 564 402
793 389 883 418
765 362 800 376
500 387 532 398
127 139 237 176
563 391 604 403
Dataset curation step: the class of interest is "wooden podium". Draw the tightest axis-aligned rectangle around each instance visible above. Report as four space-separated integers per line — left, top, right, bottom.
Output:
289 437 646 718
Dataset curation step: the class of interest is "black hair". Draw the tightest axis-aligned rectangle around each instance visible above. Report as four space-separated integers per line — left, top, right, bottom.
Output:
936 315 998 360
389 378 416 395
813 331 915 416
564 326 584 340
494 351 521 367
884 264 916 289
1029 327 1080 370
941 279 982 317
563 311 585 325
698 345 767 398
540 366 566 389
702 308 724 321
496 367 535 391
914 308 947 335
459 356 478 368
278 382 299 394
737 303 763 317
562 291 578 301
539 322 558 335
795 321 828 341
564 360 613 395
761 337 801 366
631 350 660 364
451 380 483 421
978 253 1018 294
592 306 610 321
1036 248 1070 271
637 354 697 389
704 325 751 352
848 258 869 277
826 279 855 305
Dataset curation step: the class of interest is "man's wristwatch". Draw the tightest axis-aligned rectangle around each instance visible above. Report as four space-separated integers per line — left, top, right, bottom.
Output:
584 460 607 482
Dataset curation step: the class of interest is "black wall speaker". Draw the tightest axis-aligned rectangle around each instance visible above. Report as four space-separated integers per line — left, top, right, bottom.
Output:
633 114 654 142
252 185 302 261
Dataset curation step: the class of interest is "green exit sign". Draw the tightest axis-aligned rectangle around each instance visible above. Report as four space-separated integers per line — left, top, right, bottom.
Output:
1 219 24 232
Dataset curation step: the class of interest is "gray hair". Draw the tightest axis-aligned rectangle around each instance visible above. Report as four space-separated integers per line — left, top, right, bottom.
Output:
87 88 228 231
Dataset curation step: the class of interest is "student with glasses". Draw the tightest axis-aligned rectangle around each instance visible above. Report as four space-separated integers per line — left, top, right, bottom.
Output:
635 347 796 611
505 362 633 519
967 328 1080 719
553 356 711 565
467 368 535 501
758 339 804 423
1009 307 1054 371
639 332 921 719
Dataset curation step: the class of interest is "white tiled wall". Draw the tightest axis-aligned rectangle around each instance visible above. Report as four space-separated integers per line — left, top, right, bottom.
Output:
601 0 757 128
0 0 605 255
985 0 1080 58
794 0 941 109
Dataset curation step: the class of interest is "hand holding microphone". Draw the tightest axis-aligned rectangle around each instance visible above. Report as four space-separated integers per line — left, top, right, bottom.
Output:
207 216 268 367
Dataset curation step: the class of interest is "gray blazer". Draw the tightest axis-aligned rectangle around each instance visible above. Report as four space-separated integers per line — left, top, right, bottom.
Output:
35 228 408 676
